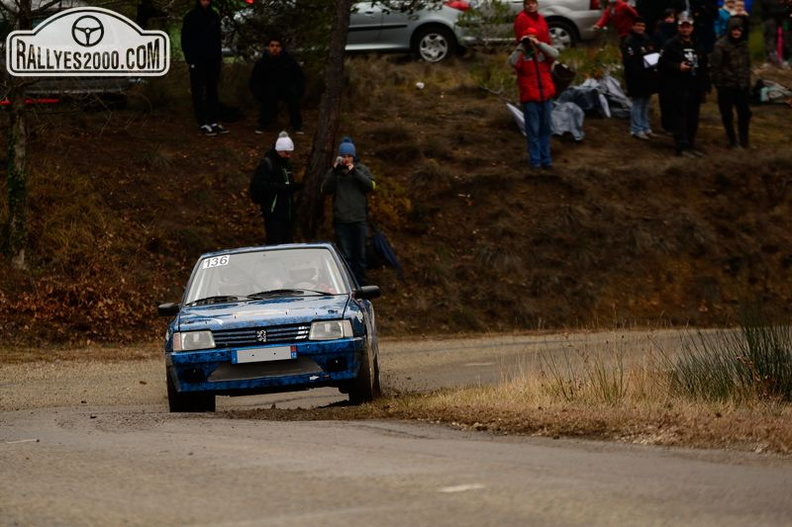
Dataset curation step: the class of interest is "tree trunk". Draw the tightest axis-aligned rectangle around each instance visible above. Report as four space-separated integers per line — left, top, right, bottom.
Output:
4 0 32 270
298 0 352 240
6 94 28 269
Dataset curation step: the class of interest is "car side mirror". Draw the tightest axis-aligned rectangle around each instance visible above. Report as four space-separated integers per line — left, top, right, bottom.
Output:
157 302 180 317
354 285 381 300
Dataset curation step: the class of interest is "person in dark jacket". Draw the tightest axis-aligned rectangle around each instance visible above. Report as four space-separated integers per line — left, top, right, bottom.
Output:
658 13 711 157
509 27 559 170
249 36 306 135
181 0 227 136
710 17 752 148
622 17 659 139
321 137 375 286
249 131 300 244
691 0 719 53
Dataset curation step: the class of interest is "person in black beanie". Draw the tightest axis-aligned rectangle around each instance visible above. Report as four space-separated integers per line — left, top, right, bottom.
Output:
249 36 306 135
181 0 228 136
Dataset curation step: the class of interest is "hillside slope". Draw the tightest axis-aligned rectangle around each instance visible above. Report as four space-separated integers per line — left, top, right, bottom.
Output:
2 56 792 345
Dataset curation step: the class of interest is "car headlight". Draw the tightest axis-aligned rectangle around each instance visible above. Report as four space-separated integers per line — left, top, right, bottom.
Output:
173 330 216 351
309 320 353 340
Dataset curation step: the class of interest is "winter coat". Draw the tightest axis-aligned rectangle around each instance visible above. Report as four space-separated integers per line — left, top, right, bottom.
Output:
510 42 558 103
513 11 552 45
621 31 659 97
658 34 711 101
710 18 752 90
595 1 639 38
249 50 306 101
249 149 299 221
180 0 222 65
321 163 375 224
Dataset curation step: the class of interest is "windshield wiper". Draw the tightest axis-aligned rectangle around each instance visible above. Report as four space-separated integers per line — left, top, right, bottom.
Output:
188 295 246 306
247 289 332 299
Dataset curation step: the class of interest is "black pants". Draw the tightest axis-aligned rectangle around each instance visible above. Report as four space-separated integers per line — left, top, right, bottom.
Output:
335 222 368 286
257 89 302 131
716 86 751 147
188 60 221 127
667 94 702 153
263 214 294 245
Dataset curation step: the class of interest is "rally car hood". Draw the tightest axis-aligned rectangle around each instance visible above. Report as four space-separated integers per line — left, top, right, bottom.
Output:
175 295 351 332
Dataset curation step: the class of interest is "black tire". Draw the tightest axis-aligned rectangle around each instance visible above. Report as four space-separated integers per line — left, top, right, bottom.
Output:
348 344 381 405
547 19 578 50
166 367 216 413
411 25 457 63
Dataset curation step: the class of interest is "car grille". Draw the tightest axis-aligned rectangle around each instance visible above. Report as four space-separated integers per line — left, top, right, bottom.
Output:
212 324 310 348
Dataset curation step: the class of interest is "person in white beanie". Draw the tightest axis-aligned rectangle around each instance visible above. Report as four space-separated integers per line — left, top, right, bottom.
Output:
249 131 301 244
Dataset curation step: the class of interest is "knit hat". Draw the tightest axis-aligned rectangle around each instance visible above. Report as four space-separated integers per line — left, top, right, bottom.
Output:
338 137 356 157
275 131 294 152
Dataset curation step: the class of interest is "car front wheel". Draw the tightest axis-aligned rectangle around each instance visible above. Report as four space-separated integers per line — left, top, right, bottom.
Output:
412 25 457 63
547 20 577 50
348 344 381 405
166 367 216 413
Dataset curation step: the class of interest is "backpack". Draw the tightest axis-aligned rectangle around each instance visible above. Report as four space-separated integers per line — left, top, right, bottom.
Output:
249 157 273 205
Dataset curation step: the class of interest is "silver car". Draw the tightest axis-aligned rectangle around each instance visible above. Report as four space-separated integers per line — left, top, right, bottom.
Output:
347 1 469 62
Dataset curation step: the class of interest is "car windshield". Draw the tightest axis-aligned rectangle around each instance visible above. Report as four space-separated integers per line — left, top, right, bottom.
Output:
184 247 348 306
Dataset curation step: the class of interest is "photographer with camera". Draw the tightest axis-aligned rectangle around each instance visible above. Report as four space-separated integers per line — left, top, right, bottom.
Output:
321 137 376 285
658 13 711 158
509 27 559 171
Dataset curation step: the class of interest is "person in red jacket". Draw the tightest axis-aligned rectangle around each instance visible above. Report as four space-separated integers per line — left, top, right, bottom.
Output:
593 0 639 39
509 27 559 170
513 0 552 45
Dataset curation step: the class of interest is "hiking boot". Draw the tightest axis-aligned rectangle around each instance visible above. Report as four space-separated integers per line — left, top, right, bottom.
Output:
254 129 265 135
632 131 650 140
211 123 229 135
200 124 217 136
690 149 706 158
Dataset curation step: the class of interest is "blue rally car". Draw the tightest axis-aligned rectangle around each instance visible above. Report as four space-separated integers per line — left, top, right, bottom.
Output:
157 243 381 412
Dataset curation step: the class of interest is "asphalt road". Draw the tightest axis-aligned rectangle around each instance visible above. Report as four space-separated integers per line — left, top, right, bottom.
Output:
2 330 791 526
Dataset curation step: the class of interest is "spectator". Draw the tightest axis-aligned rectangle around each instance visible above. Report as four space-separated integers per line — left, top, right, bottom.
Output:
181 0 228 137
509 27 559 170
715 0 736 37
761 0 791 67
622 17 659 140
249 36 306 135
593 0 639 40
321 138 376 286
653 8 680 48
710 17 752 148
136 0 166 29
637 0 686 30
658 13 711 157
513 0 552 45
249 132 301 245
691 0 719 52
654 8 679 134
730 0 751 41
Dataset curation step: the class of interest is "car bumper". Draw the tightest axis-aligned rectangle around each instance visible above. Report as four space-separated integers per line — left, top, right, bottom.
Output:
166 338 367 395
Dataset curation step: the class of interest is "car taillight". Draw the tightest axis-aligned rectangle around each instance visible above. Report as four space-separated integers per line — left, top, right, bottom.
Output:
444 0 471 10
589 0 601 9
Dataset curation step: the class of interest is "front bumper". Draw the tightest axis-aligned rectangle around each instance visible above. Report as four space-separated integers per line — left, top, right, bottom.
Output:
166 338 367 396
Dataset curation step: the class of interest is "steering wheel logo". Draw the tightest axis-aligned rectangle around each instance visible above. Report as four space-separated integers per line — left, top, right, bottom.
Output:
71 15 104 47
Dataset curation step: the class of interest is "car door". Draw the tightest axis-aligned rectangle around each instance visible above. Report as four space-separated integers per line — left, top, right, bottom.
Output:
347 2 385 50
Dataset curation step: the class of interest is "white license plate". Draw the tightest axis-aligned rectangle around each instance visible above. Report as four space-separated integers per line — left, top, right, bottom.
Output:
233 346 296 364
